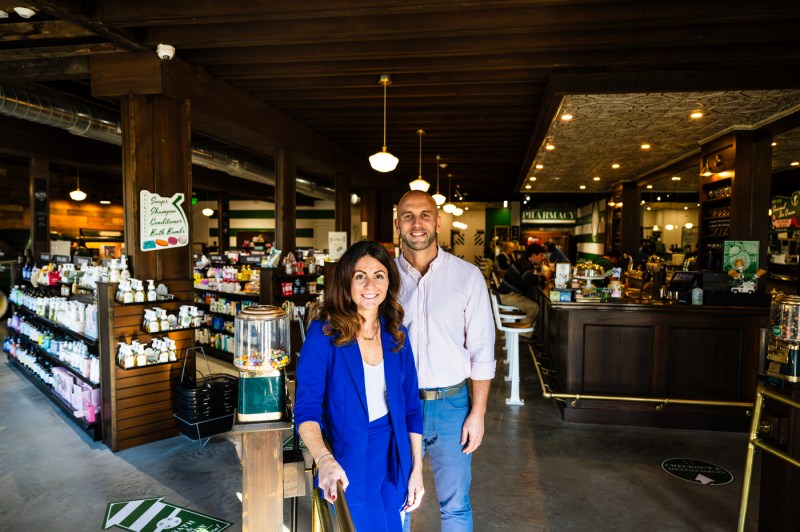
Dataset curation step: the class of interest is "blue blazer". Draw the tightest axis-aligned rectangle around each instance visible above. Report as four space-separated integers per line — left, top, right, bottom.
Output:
294 319 423 503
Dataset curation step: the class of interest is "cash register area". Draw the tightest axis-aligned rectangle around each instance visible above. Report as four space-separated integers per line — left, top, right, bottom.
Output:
0 320 760 531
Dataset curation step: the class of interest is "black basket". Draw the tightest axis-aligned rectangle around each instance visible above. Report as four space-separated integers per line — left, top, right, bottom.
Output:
173 347 238 438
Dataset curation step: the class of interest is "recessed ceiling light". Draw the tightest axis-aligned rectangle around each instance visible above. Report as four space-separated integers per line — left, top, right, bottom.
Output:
525 185 531 189
646 184 653 189
772 142 778 147
593 176 600 181
561 113 573 121
684 206 688 210
690 111 704 119
554 177 560 181
657 196 661 201
671 176 681 181
535 164 544 170
529 176 537 181
641 200 645 204
579 185 586 190
545 143 555 151
791 161 800 166
99 200 111 205
647 207 651 211
611 163 620 169
641 143 651 150
465 207 469 211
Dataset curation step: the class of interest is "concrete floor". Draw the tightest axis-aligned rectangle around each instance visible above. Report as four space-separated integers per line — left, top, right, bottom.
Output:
0 322 760 531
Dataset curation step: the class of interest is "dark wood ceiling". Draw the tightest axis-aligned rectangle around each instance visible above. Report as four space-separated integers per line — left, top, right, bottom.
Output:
2 1 800 202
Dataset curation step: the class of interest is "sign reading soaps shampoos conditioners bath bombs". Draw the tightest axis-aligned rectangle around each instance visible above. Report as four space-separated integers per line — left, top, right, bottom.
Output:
140 190 189 252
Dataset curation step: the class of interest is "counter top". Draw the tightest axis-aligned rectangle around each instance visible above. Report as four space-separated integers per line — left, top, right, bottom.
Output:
537 285 769 313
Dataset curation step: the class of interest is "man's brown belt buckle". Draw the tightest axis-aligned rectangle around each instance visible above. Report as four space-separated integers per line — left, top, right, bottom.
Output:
419 379 467 401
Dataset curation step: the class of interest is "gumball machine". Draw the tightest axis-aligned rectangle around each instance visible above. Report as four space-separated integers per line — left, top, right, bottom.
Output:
234 305 291 422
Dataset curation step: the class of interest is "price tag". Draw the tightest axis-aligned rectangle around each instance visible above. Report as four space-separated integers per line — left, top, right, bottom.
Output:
209 254 226 263
39 252 52 262
73 255 92 266
240 255 262 265
53 254 71 264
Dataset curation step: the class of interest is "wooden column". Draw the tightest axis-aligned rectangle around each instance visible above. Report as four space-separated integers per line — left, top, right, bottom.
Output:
620 181 641 258
362 187 396 243
218 192 230 253
275 146 296 254
120 93 192 286
335 172 351 245
737 131 773 267
29 157 49 257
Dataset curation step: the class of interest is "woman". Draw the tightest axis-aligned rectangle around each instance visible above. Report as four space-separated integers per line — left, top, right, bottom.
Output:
295 241 424 531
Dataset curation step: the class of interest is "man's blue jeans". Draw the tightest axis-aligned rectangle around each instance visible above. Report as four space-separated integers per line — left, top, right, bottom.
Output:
405 385 473 531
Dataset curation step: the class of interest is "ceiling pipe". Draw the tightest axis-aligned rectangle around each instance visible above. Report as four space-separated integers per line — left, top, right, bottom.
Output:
0 84 334 200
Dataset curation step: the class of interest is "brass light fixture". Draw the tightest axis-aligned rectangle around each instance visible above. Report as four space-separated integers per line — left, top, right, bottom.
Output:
431 155 446 206
69 169 87 201
700 154 724 177
369 74 399 173
408 129 430 191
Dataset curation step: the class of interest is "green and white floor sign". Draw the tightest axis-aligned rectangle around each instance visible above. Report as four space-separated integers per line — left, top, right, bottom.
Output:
104 497 232 531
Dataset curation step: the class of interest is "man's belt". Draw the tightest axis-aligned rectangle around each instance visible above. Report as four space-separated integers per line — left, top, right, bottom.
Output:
419 380 467 401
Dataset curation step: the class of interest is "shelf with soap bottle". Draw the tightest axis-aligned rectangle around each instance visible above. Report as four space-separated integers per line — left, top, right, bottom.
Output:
8 285 99 345
116 338 179 369
141 305 204 335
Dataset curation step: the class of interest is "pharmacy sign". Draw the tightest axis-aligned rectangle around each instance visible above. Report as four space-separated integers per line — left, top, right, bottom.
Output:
103 497 232 531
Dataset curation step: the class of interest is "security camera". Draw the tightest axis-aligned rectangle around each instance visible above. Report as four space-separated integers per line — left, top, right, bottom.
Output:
156 44 175 61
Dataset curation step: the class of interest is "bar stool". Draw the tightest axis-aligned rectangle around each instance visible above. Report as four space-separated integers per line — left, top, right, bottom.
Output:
490 292 533 405
491 290 527 366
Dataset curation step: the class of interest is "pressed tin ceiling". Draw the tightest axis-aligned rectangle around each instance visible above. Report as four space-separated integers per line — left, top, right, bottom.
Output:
526 90 800 195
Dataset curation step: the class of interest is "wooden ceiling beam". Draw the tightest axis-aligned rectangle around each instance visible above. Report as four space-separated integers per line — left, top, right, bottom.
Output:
0 42 128 62
89 52 399 189
0 20 95 42
0 56 89 81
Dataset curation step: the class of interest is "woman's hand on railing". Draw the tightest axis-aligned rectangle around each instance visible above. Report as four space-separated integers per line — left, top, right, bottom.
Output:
404 466 425 512
317 454 349 503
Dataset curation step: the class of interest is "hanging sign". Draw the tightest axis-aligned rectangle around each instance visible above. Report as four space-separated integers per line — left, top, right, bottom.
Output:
328 231 348 260
103 497 232 531
661 458 733 485
771 194 800 228
139 190 189 252
521 209 576 225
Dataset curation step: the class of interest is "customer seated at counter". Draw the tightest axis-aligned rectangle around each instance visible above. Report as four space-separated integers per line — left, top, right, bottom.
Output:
547 242 569 264
497 243 547 338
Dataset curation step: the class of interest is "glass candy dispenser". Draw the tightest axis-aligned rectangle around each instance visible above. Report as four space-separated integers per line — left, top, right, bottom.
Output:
767 293 800 383
234 305 291 422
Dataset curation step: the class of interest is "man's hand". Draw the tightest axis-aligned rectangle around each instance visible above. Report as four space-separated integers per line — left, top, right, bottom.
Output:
461 409 485 454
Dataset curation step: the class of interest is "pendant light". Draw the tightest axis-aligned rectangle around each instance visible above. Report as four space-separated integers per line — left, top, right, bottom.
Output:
202 190 214 217
408 129 430 191
442 173 456 213
69 169 87 201
369 74 399 173
431 155 446 206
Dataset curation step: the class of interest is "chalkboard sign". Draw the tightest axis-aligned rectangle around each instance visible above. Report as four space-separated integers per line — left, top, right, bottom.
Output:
73 255 92 266
240 255 262 265
39 252 52 262
209 254 227 263
53 254 71 264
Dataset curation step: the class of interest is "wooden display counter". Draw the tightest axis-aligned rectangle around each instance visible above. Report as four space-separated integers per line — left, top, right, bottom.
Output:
534 287 769 431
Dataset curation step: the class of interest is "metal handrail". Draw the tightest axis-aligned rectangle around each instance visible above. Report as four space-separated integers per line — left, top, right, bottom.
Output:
529 345 754 410
311 474 355 531
737 385 800 532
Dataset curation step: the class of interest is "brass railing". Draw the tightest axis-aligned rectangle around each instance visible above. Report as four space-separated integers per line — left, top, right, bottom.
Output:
737 385 800 532
529 345 754 411
311 477 355 532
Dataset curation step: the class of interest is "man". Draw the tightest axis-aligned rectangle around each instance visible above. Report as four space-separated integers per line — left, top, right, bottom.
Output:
394 190 496 532
546 241 569 264
497 243 546 337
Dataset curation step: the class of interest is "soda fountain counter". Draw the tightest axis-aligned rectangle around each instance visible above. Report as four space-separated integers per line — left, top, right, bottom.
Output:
532 285 769 431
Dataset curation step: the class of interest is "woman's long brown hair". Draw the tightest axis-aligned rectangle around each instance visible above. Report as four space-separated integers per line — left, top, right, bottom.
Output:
319 241 406 351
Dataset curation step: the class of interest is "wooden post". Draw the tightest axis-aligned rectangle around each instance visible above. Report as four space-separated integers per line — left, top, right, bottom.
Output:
275 146 296 255
234 422 292 532
335 172 351 245
29 157 49 257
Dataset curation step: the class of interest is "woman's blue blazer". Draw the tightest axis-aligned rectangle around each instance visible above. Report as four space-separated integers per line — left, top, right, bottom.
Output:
294 319 423 504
